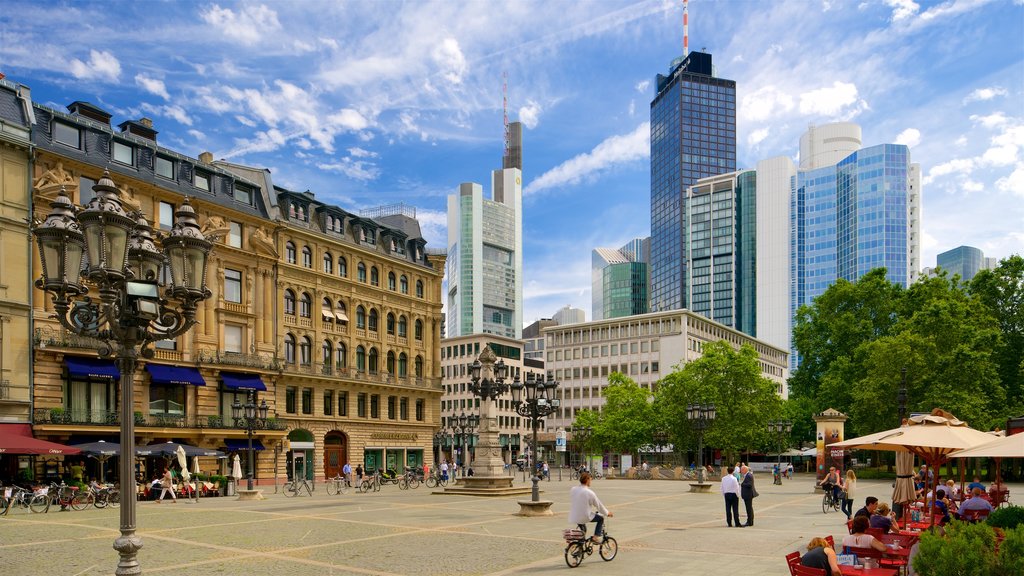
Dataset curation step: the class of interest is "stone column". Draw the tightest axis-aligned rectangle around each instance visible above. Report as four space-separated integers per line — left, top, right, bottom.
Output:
459 346 512 489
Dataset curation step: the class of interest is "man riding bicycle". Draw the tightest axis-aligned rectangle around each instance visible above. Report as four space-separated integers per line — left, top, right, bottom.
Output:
568 472 612 543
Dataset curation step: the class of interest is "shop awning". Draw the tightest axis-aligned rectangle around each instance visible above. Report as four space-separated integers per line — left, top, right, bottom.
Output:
289 441 315 450
65 356 119 379
145 364 206 386
220 372 266 391
0 433 81 455
224 439 265 451
335 310 349 322
321 307 334 321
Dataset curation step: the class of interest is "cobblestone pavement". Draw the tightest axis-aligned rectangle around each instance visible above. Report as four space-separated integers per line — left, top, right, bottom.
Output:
1 474 1017 575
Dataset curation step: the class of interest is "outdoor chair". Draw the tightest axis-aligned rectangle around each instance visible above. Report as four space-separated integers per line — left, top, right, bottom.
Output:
990 488 1010 508
792 565 826 576
785 551 801 575
956 508 989 523
825 535 835 549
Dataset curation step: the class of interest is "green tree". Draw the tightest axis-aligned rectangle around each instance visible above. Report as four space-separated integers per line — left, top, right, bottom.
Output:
596 372 655 457
655 341 782 463
971 255 1024 417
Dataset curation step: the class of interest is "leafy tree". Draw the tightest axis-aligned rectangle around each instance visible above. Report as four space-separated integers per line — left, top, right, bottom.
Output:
655 341 782 463
569 373 655 460
971 255 1024 417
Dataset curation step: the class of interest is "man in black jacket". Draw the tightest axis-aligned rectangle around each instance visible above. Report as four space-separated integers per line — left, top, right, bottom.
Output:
740 465 758 526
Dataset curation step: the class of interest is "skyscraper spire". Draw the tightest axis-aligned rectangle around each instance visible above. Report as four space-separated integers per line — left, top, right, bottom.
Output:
683 0 689 57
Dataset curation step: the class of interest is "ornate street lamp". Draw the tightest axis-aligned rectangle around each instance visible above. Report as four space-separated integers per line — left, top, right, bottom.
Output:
686 404 716 484
570 425 592 470
511 372 560 502
460 345 516 489
768 420 793 484
32 173 213 576
232 391 270 491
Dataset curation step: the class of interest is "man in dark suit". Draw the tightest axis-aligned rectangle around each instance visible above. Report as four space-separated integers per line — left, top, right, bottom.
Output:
740 465 758 526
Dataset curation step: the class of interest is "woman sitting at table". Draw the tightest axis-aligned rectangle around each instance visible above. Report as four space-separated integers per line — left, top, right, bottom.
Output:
842 515 887 552
800 536 841 576
869 502 897 533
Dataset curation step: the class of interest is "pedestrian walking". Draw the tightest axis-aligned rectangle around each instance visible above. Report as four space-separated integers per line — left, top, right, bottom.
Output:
156 467 177 503
721 465 742 527
355 464 364 481
543 461 550 481
740 465 757 526
441 461 449 481
342 461 352 486
841 469 857 519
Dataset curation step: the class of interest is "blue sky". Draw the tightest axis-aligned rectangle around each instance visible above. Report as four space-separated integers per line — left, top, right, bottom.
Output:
2 0 1022 327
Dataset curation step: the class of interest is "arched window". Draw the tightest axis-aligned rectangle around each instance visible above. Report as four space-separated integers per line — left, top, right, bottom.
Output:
368 309 378 332
284 334 296 364
368 348 379 373
414 319 423 340
357 263 366 283
356 346 366 372
356 306 366 329
338 256 347 277
323 252 333 274
386 351 396 374
286 242 296 264
326 215 333 230
398 315 408 338
302 246 312 268
299 336 311 365
415 280 424 298
284 289 296 315
388 272 396 291
387 313 396 335
335 342 347 369
299 293 312 318
321 297 333 323
398 353 408 377
336 301 348 324
415 355 423 377
322 340 332 365
370 266 379 286
400 275 408 294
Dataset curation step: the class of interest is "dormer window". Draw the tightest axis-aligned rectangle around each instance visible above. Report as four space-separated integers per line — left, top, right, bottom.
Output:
53 122 81 149
234 183 252 205
112 141 134 166
289 205 297 219
155 156 174 179
195 171 211 192
359 228 366 241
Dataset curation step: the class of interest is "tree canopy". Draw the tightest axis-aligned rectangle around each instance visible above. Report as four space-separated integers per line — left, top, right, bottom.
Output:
569 373 655 458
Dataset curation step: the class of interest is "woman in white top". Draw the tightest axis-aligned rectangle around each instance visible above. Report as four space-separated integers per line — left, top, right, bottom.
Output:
841 515 886 552
568 472 612 543
841 469 857 519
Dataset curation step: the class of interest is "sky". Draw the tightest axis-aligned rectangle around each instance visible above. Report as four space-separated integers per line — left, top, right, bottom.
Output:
2 0 1022 328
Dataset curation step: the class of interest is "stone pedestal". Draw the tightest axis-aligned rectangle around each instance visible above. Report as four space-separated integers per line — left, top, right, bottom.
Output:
688 482 713 493
236 489 264 501
516 500 554 516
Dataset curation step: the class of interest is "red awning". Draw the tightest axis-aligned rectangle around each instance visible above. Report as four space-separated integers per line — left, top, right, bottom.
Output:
0 423 32 437
0 432 82 455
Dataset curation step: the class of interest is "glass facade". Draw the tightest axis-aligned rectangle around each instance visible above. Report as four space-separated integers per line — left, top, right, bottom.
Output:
650 51 736 312
602 262 649 319
937 245 985 282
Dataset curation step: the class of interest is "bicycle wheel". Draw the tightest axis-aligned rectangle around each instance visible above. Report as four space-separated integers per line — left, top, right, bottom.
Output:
339 480 349 495
564 542 584 568
424 476 437 488
108 490 120 508
599 537 618 561
359 480 371 493
283 482 297 497
408 478 420 489
398 477 408 490
30 494 50 514
72 492 93 511
822 493 831 514
0 497 9 516
327 480 339 496
93 493 108 509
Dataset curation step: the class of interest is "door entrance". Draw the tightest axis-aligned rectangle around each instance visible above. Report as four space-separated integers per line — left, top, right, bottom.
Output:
323 432 346 479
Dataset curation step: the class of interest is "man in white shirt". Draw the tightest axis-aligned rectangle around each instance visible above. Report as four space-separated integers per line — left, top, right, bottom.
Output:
440 461 449 481
721 465 742 527
568 472 612 543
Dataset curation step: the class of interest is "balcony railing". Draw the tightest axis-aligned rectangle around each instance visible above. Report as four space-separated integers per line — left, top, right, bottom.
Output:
34 326 104 351
196 348 281 371
34 408 288 430
279 362 438 388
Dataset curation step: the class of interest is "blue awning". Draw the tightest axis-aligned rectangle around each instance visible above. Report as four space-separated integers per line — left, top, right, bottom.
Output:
224 439 265 451
65 357 119 379
145 364 206 386
220 372 266 391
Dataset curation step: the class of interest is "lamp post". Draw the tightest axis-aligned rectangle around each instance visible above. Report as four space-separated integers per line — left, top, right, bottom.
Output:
898 367 908 425
232 391 270 491
511 372 560 502
570 425 592 470
433 429 446 470
768 420 793 484
686 404 716 484
32 174 213 576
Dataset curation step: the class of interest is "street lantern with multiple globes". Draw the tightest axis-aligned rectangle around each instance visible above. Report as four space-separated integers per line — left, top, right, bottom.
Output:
510 372 560 502
768 420 793 482
32 172 213 576
232 393 270 491
686 404 716 483
446 411 479 476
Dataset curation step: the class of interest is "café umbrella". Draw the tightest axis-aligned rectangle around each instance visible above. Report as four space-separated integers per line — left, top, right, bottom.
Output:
175 445 191 500
71 440 119 482
948 432 1024 485
0 432 81 455
231 454 243 483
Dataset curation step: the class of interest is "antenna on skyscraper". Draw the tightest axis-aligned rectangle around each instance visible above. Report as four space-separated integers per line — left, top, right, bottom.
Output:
683 0 689 58
503 71 510 161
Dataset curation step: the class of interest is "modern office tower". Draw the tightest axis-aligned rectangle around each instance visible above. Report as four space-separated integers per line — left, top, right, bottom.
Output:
754 157 796 351
937 245 999 282
523 318 557 361
544 310 789 437
649 51 737 312
447 122 523 339
685 171 755 333
553 305 586 326
799 123 862 170
592 238 650 321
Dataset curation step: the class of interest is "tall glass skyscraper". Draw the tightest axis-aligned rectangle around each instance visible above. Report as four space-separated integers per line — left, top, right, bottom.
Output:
650 51 736 312
592 238 650 321
936 245 992 282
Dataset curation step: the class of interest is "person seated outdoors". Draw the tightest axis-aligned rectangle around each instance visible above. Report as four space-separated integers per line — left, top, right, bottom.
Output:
967 476 986 493
870 502 897 533
932 489 952 525
842 515 888 553
799 536 842 576
944 479 961 501
956 487 994 520
854 496 879 519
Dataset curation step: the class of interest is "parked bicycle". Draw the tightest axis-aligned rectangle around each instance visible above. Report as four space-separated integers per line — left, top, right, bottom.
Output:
424 470 447 488
359 470 382 493
398 470 421 490
93 485 120 509
283 477 313 497
563 520 618 567
48 480 92 511
1 485 50 515
326 474 350 496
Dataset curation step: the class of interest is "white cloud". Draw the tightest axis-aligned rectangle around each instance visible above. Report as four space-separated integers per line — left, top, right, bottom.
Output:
798 81 867 119
963 86 1008 104
317 157 381 181
68 49 121 82
525 122 649 196
748 127 770 148
200 4 281 46
135 74 169 100
348 146 378 158
519 100 542 129
996 165 1024 196
971 112 1009 129
635 80 650 93
187 129 206 141
140 103 193 126
235 115 257 127
895 128 921 148
962 180 984 193
432 37 467 85
923 157 975 186
885 0 920 22
741 85 794 123
229 128 291 156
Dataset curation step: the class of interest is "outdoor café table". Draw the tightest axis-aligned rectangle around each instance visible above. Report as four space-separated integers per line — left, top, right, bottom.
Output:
839 566 898 576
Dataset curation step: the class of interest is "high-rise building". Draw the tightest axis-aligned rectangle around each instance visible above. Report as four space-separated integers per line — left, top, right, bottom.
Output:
523 318 557 361
552 305 585 326
936 245 998 282
592 238 650 321
649 51 737 312
446 122 523 339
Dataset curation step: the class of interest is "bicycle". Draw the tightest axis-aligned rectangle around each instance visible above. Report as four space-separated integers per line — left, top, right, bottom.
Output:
398 471 421 490
48 481 90 511
563 520 618 567
821 484 843 513
94 486 120 508
424 471 448 488
283 477 313 497
326 474 350 496
2 486 50 515
359 471 382 493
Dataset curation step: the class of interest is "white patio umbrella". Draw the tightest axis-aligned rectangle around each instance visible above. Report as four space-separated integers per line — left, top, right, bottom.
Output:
949 432 1024 485
231 454 243 482
175 445 191 501
192 455 202 500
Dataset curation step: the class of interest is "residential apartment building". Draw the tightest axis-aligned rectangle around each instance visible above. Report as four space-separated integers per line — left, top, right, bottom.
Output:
542 310 789 432
650 51 737 312
439 334 545 464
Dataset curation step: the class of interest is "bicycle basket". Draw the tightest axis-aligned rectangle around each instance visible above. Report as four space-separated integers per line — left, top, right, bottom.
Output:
562 528 585 541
